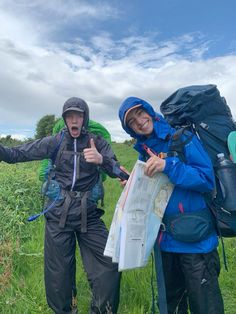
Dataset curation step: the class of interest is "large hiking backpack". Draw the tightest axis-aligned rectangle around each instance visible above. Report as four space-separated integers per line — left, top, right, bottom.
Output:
160 84 236 238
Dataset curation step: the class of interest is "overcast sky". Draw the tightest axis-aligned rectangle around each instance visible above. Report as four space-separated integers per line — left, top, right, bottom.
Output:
0 0 236 142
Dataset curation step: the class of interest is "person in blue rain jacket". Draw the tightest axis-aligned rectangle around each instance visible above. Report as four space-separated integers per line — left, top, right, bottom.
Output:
119 96 224 314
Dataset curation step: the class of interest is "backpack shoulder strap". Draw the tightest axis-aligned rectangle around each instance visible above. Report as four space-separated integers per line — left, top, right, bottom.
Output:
51 130 66 165
169 127 194 162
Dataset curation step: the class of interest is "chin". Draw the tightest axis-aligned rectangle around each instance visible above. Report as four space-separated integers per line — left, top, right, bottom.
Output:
69 131 81 138
140 127 152 136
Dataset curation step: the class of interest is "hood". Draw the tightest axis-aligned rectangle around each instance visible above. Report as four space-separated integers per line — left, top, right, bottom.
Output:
62 97 89 129
118 96 171 140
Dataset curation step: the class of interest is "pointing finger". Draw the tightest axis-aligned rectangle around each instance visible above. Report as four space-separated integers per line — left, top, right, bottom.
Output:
147 148 156 157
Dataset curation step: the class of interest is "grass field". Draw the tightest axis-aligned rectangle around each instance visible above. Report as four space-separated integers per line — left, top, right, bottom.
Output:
0 142 236 313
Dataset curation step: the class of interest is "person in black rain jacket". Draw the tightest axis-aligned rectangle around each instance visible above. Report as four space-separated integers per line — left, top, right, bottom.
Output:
0 97 121 314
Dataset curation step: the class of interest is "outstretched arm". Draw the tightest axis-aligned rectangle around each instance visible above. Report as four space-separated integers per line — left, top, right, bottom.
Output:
0 136 58 164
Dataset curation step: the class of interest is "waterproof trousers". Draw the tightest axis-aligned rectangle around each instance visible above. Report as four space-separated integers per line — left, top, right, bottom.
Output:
44 215 121 314
161 250 224 314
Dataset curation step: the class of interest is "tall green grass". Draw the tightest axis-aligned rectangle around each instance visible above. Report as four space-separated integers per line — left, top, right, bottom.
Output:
0 143 236 313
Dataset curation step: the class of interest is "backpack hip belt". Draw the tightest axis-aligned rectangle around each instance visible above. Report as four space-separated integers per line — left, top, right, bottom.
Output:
61 189 84 199
59 189 89 232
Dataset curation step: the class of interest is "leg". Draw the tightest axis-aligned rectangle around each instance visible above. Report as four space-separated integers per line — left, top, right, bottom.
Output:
44 221 76 314
161 251 188 314
176 290 188 314
77 217 121 314
180 250 224 314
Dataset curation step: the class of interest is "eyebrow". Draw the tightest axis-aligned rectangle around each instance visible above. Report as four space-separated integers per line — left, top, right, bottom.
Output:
126 108 142 125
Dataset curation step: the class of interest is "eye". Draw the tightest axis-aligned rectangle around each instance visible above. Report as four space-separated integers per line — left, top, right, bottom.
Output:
127 118 134 127
78 112 84 118
66 112 72 119
136 109 143 116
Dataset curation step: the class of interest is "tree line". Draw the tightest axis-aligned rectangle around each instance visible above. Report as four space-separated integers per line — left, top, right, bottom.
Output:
1 114 136 146
0 115 59 146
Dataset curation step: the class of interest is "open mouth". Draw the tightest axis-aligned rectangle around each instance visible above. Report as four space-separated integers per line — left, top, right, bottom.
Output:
140 120 149 130
71 126 79 132
69 126 81 137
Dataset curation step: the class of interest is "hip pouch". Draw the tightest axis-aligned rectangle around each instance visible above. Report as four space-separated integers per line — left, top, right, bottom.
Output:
42 179 64 201
88 175 104 204
163 209 215 242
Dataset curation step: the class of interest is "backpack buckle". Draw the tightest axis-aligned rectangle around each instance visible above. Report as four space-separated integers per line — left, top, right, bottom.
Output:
71 191 83 198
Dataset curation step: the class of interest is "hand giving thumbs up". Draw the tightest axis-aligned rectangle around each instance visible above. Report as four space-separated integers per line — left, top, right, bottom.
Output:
83 138 103 165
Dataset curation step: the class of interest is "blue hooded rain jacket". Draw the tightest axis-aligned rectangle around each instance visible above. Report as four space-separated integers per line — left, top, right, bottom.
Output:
119 97 218 253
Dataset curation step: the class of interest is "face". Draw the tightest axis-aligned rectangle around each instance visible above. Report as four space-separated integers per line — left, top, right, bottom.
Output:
126 107 153 136
65 111 84 138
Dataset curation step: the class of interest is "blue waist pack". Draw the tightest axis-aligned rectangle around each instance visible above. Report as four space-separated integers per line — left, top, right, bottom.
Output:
162 209 215 242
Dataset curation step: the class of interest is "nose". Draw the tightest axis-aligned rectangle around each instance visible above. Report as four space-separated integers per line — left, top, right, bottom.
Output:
72 114 77 123
135 117 143 127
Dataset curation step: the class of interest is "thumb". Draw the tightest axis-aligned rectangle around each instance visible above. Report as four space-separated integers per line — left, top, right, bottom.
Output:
90 138 96 149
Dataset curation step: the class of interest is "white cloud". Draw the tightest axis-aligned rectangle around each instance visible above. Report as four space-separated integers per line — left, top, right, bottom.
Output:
0 0 120 45
0 0 118 20
0 2 236 142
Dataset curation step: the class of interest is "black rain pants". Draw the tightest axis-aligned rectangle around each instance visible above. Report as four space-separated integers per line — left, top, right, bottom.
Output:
44 213 121 314
161 249 224 314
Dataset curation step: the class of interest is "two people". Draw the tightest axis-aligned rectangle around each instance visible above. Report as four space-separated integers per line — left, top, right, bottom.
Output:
1 94 225 314
118 97 224 314
0 97 121 314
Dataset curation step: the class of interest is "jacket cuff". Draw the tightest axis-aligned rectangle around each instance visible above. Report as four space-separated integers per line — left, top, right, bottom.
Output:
101 156 117 178
163 157 180 175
